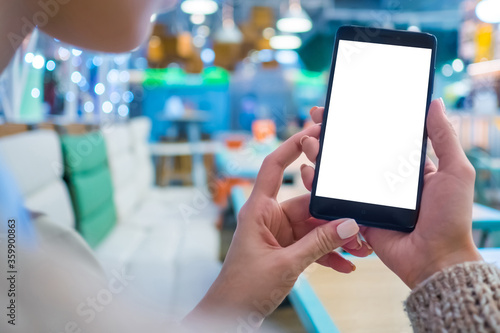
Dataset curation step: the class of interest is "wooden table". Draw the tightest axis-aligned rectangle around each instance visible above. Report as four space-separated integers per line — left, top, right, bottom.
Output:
305 260 411 333
231 183 500 333
159 112 210 187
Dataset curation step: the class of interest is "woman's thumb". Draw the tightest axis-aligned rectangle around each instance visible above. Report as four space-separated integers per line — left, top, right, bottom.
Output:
288 219 359 268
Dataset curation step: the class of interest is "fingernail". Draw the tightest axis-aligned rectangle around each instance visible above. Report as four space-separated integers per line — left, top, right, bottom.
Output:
438 98 446 114
343 234 363 250
355 234 362 249
349 261 356 272
300 135 309 146
365 241 373 251
300 164 307 172
337 219 359 239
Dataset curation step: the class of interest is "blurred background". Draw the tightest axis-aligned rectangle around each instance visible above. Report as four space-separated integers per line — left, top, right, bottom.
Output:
1 0 500 332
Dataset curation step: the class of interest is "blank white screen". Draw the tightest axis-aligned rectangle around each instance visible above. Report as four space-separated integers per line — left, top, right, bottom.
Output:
316 40 432 210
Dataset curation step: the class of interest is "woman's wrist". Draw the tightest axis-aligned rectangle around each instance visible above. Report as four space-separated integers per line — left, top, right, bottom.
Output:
183 294 239 332
407 245 483 289
183 276 258 332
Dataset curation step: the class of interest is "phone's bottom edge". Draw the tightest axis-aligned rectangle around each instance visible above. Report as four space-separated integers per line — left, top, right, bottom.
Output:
309 210 415 233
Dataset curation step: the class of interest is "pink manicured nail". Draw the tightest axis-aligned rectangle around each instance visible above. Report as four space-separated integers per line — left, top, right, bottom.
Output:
337 219 359 239
300 135 309 146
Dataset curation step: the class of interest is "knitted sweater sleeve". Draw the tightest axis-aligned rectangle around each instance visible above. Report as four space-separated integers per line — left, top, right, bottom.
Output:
405 262 500 332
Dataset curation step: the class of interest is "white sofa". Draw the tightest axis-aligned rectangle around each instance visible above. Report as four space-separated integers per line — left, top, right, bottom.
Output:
0 130 74 229
0 124 221 319
103 117 221 316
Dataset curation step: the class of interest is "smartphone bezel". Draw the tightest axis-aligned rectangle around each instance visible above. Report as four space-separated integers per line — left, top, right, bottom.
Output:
309 25 437 232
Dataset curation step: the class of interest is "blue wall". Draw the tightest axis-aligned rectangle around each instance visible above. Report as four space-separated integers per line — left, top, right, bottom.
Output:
142 83 230 141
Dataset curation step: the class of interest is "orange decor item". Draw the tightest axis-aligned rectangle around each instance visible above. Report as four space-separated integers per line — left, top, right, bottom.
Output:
213 178 251 208
225 136 245 150
252 119 277 142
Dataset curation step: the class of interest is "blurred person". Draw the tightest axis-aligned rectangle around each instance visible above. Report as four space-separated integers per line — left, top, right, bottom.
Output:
0 1 499 333
0 1 371 332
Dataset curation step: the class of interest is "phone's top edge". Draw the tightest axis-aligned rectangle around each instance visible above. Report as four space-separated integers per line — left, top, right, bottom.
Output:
337 25 434 36
336 25 437 47
338 25 436 38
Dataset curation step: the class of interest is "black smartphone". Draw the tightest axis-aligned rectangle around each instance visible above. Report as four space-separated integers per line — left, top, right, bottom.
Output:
310 26 437 232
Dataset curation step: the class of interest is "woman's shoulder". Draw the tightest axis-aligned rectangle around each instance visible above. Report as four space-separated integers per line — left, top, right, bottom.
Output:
33 214 106 279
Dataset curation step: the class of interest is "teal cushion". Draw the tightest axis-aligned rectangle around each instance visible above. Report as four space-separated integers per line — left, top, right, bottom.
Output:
61 132 116 248
61 132 108 174
79 202 117 248
70 167 114 221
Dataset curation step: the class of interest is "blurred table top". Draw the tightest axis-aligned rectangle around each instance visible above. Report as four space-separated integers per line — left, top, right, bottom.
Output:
472 203 500 230
235 184 500 230
215 142 310 180
157 111 211 123
231 184 500 333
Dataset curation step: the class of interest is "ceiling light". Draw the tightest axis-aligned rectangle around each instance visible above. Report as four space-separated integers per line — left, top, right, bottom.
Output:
32 55 45 69
214 25 243 43
31 88 40 99
84 101 94 113
94 83 105 95
441 64 453 77
215 2 242 44
201 48 216 63
102 101 113 114
46 60 56 71
277 0 312 33
263 27 276 40
118 105 129 117
275 50 299 65
270 35 302 50
181 0 218 15
452 59 464 73
190 14 206 25
71 71 82 84
58 47 70 61
476 0 500 23
24 53 34 63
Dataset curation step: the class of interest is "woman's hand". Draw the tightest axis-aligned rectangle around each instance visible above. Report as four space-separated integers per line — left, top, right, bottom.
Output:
185 124 372 331
301 99 483 289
